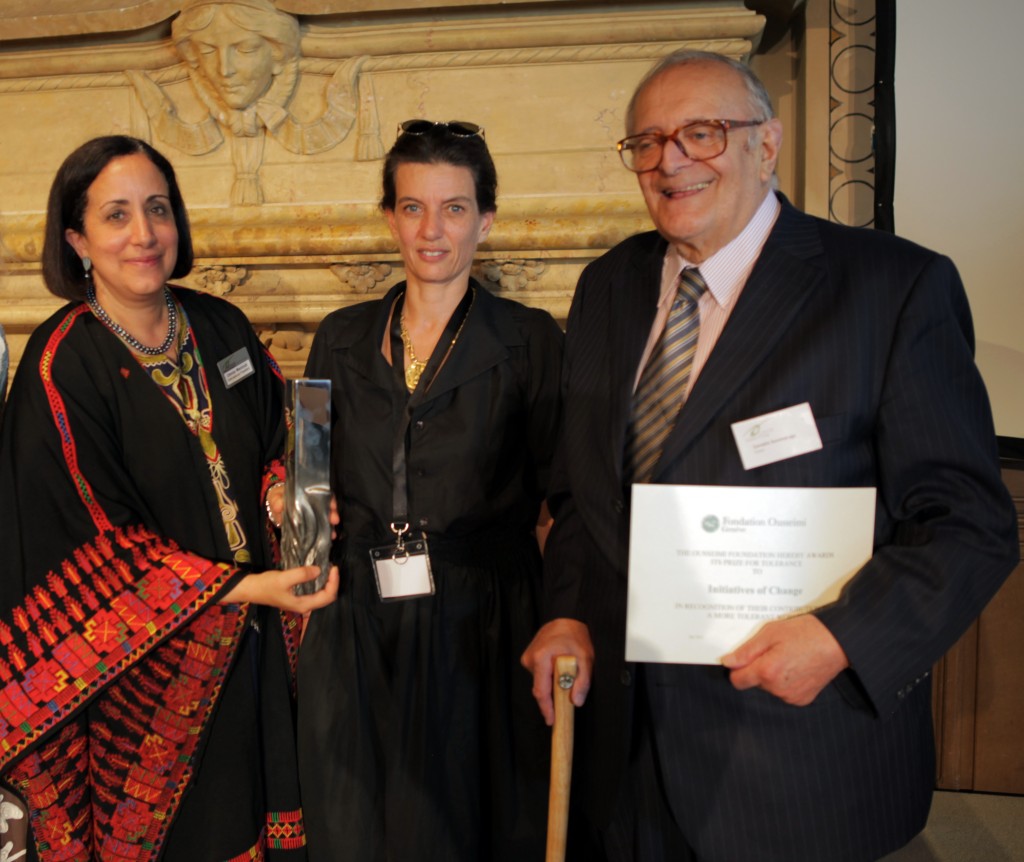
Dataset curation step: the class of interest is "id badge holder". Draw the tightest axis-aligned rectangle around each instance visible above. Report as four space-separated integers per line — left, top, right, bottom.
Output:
371 522 435 601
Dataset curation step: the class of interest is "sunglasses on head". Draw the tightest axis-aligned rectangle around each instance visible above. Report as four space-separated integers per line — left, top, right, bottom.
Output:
397 119 485 139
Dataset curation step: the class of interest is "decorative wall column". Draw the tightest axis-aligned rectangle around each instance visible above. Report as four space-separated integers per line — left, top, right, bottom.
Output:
827 0 877 228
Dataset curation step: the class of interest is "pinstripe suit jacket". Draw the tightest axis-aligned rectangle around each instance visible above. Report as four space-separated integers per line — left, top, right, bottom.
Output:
544 196 1019 861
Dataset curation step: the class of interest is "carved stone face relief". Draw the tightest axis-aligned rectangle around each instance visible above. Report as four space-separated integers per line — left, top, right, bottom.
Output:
174 0 301 120
189 7 280 109
128 0 366 205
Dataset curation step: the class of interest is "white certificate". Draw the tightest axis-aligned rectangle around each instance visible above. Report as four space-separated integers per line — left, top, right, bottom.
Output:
626 484 876 665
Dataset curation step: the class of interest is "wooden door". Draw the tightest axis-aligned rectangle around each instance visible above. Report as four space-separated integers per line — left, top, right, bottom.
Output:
933 464 1024 793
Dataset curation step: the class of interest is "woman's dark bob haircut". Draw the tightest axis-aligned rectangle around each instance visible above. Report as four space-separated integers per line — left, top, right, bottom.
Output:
41 135 194 302
380 123 497 215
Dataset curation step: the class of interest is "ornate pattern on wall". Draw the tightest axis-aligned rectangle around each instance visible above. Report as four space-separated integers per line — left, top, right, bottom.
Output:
189 264 251 295
329 263 393 294
476 259 548 292
828 0 877 228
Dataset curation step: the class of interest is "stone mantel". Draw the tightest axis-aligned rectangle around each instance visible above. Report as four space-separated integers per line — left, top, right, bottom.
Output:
0 0 776 377
0 2 798 42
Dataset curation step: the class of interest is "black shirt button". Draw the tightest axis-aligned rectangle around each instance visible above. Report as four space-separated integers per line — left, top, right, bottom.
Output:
612 499 624 514
414 420 425 430
418 517 429 528
620 670 632 686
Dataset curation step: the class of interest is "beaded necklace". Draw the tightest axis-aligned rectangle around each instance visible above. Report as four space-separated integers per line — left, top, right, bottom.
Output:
85 283 178 356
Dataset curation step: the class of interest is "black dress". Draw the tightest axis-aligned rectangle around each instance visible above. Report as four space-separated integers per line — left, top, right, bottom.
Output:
0 289 306 861
298 281 563 861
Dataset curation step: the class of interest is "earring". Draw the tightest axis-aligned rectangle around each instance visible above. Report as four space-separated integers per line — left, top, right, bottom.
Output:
82 256 92 279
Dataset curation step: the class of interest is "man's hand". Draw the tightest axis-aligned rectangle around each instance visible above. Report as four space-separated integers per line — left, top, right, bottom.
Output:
721 614 849 706
521 618 594 725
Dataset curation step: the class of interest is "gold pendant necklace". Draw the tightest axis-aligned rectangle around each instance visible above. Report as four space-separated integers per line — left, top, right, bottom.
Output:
399 313 427 392
399 288 474 393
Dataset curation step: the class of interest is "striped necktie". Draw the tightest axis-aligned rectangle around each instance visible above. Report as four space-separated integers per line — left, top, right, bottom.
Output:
624 268 707 483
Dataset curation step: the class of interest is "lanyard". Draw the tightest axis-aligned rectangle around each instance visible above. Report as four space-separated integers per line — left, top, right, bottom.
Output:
387 286 474 543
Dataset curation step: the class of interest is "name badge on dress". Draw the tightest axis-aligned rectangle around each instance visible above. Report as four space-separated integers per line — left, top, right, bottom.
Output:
371 535 435 601
731 402 823 470
217 347 256 388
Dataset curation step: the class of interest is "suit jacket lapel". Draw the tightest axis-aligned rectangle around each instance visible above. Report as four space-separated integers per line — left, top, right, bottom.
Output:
651 201 826 479
608 235 667 481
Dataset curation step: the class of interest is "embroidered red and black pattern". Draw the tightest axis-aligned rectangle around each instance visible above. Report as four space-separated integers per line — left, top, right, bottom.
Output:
220 808 306 862
1 526 244 861
261 342 285 386
278 612 303 696
225 837 265 862
38 305 113 535
6 602 246 861
0 525 235 768
266 809 306 850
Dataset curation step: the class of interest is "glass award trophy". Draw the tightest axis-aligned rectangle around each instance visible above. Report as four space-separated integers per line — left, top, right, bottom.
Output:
281 378 332 595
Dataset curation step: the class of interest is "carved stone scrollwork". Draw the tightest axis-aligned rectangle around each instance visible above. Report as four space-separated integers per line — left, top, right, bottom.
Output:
329 263 393 293
475 259 547 291
191 264 249 295
127 0 365 206
259 325 312 350
258 325 315 374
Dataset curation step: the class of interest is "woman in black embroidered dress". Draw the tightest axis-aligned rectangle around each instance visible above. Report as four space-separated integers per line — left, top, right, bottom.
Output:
0 135 337 861
295 121 563 860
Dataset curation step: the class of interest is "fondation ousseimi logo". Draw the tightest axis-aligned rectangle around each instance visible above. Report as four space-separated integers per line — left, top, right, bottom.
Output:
702 515 720 533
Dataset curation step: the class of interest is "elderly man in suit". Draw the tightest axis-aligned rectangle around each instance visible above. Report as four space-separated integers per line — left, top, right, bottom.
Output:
522 50 1018 862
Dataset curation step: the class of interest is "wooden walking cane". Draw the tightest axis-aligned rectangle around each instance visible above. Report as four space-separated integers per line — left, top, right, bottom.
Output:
545 654 578 862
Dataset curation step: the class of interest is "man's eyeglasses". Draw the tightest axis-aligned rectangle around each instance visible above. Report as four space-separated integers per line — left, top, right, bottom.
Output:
397 119 485 139
616 119 766 173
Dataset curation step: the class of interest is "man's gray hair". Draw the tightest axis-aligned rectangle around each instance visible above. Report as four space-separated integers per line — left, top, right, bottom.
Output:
624 49 776 135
